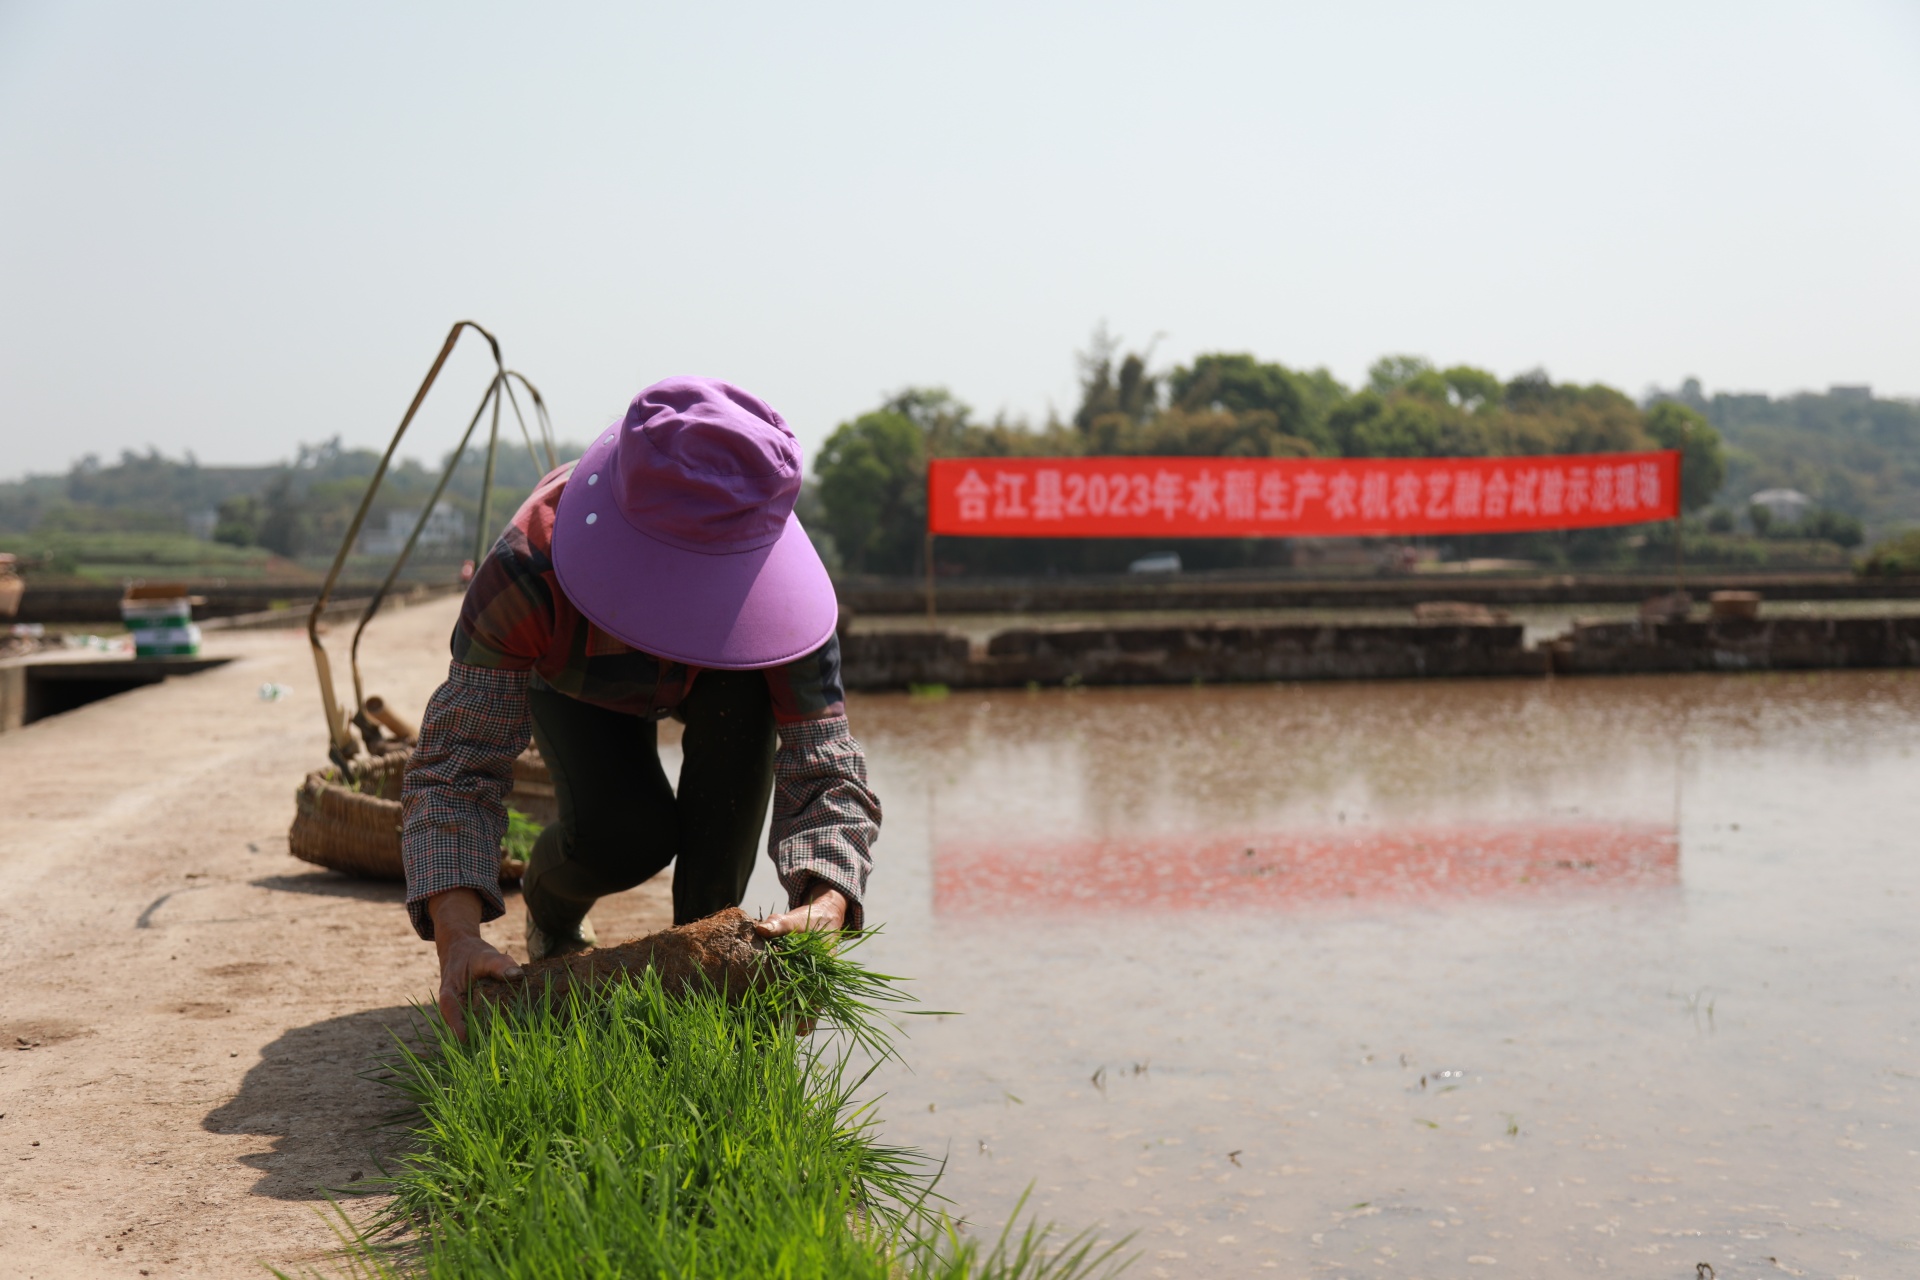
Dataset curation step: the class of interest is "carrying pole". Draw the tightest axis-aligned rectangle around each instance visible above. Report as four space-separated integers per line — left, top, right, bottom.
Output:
924 531 937 625
346 374 502 716
472 373 505 568
1673 448 1685 595
307 320 504 765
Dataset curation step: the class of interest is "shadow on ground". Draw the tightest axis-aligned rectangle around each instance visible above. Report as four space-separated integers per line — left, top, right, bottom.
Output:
251 872 523 906
250 873 410 902
203 1004 424 1201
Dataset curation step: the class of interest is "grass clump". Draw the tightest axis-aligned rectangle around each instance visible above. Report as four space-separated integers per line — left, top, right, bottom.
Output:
297 932 1127 1280
498 808 542 866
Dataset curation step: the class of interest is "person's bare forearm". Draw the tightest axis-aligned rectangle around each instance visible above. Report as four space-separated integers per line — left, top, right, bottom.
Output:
429 887 487 951
429 888 520 1039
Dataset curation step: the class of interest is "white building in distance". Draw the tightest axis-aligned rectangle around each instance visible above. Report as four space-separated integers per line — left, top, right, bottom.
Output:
358 501 468 557
1749 488 1813 521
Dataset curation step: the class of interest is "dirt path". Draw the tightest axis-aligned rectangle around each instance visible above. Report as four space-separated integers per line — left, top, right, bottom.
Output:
0 596 671 1278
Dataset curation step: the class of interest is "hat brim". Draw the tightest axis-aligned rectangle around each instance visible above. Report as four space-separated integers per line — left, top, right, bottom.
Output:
550 432 839 670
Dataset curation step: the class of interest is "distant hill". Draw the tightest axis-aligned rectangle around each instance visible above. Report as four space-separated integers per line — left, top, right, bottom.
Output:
0 454 283 536
1655 379 1920 538
0 439 579 584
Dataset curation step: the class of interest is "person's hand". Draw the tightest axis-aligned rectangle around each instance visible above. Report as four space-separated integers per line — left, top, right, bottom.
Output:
753 884 849 1037
753 884 850 938
428 888 522 1040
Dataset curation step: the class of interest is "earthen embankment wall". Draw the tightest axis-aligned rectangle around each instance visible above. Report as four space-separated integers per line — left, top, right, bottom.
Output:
842 622 1546 689
839 571 1920 616
842 614 1920 690
1551 615 1920 675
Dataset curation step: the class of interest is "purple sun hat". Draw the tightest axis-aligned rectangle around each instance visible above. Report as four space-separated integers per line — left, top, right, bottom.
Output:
550 377 837 670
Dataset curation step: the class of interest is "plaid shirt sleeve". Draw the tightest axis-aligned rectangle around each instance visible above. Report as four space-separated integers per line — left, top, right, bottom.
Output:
400 662 533 939
769 715 880 932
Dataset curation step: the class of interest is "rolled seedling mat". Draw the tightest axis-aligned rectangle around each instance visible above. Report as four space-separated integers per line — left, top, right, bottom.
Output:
474 908 766 1011
288 748 552 881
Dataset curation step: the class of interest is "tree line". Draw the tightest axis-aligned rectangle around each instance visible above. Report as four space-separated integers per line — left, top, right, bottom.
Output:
0 439 569 581
810 335 1728 577
10 340 1908 582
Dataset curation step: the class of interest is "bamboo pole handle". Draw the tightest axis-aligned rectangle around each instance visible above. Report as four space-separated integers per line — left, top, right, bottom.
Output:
363 695 418 743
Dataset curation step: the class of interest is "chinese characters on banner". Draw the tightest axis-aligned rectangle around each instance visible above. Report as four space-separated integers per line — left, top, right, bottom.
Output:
926 451 1681 538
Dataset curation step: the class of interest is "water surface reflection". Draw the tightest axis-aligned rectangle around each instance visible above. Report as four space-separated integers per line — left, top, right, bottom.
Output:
938 822 1679 913
800 673 1920 1278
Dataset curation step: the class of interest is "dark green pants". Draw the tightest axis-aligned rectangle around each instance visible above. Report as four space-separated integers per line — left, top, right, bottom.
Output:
522 670 776 931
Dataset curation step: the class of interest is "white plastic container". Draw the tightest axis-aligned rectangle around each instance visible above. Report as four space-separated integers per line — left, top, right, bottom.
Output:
120 595 202 657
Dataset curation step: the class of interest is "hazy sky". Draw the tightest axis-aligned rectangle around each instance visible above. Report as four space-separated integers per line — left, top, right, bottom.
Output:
3 1 1917 480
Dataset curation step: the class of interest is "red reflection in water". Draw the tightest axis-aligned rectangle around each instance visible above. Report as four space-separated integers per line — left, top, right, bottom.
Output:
935 822 1679 914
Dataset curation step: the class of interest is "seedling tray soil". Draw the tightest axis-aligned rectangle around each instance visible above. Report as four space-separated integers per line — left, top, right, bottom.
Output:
474 907 766 1010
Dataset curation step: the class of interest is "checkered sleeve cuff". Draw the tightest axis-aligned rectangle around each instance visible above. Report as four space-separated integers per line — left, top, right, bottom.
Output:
400 663 533 940
770 715 880 933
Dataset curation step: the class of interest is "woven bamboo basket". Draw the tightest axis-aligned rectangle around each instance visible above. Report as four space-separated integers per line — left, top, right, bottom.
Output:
288 748 554 882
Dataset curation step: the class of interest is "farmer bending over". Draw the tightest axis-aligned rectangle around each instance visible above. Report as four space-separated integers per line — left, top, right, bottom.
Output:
400 378 880 1029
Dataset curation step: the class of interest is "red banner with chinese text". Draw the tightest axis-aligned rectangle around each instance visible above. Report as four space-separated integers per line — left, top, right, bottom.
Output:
926 451 1680 537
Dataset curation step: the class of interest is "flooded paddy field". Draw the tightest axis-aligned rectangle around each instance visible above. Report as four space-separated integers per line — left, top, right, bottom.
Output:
7 593 1912 1277
762 672 1920 1278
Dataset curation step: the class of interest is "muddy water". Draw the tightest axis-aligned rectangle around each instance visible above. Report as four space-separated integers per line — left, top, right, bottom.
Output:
769 673 1920 1278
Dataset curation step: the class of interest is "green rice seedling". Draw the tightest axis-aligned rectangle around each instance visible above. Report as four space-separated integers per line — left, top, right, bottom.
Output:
285 932 1129 1280
499 808 542 865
